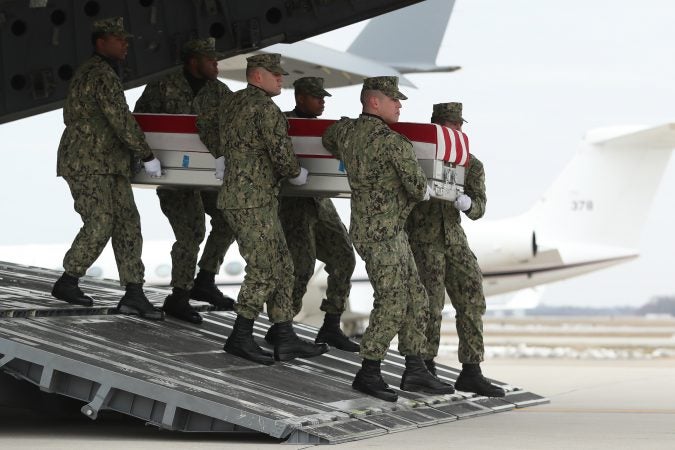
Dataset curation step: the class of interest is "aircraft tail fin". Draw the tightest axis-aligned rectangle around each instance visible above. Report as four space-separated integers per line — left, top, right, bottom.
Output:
528 123 675 251
347 0 457 73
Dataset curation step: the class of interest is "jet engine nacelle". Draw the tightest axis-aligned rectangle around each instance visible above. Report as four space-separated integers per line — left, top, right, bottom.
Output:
465 219 537 269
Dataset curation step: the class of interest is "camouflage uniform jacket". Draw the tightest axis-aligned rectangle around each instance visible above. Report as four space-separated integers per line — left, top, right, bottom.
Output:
407 156 486 246
323 114 428 242
57 54 153 178
216 84 301 209
134 69 232 155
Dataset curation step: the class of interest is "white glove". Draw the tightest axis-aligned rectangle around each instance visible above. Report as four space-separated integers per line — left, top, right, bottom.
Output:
288 167 309 186
454 194 472 212
143 157 162 178
214 156 225 180
423 185 433 201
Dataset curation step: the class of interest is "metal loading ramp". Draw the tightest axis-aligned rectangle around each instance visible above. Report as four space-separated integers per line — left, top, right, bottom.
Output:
0 262 548 444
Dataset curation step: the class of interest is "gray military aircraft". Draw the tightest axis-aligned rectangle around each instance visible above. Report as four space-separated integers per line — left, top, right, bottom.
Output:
0 0 426 124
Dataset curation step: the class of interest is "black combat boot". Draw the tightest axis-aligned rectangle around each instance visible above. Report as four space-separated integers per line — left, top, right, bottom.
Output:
224 315 274 365
51 272 94 306
424 359 437 377
117 283 164 321
455 364 506 397
273 321 329 361
400 355 455 395
352 359 398 402
163 287 202 324
315 313 360 352
424 358 454 388
190 270 235 310
264 323 278 345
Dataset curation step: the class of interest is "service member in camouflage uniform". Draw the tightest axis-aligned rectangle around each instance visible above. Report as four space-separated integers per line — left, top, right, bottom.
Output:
51 17 163 320
407 102 505 397
265 77 359 352
217 54 329 365
134 38 236 324
323 77 453 402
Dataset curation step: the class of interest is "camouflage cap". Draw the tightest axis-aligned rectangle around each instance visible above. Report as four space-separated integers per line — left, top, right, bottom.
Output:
432 102 467 124
246 53 288 75
362 76 407 100
181 37 224 61
293 77 331 97
92 17 132 39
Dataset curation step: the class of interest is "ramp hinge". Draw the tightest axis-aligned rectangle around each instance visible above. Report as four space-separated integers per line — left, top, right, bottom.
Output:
81 384 112 420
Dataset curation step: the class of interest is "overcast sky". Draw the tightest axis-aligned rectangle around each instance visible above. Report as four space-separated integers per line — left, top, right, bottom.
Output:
1 0 674 307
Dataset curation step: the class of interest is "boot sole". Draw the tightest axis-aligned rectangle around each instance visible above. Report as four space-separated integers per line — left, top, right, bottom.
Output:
400 382 454 395
162 302 203 324
455 385 505 397
274 346 329 362
190 291 235 310
53 297 93 307
321 342 360 353
224 345 275 366
315 337 360 353
118 304 164 321
455 378 506 397
352 382 398 402
51 291 93 307
164 310 203 324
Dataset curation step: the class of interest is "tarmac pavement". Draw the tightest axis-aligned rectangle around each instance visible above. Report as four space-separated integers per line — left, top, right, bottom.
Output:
1 357 673 449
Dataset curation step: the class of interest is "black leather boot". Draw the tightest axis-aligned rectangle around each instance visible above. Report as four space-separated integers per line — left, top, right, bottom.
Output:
315 313 360 352
190 270 235 310
163 287 202 324
424 358 454 387
424 359 437 377
117 283 164 321
400 355 455 395
264 323 278 345
224 315 274 365
352 359 398 402
455 364 505 397
274 321 329 361
51 272 94 306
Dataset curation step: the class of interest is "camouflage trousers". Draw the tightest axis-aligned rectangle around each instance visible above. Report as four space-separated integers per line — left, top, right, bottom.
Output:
62 174 144 285
355 232 429 361
157 188 235 290
278 196 355 316
410 241 486 363
223 199 295 323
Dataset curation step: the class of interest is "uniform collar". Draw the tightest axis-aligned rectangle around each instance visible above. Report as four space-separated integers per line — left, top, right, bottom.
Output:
292 107 317 119
360 112 387 124
183 68 207 96
94 52 122 76
247 83 271 97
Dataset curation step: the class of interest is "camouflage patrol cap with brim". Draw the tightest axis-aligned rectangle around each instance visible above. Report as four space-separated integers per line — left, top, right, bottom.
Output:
432 102 468 124
180 37 225 62
246 53 289 75
293 77 332 97
362 76 407 100
92 17 133 39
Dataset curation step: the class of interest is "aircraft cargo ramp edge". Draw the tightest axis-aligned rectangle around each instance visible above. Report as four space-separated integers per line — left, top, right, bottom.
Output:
0 261 546 444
